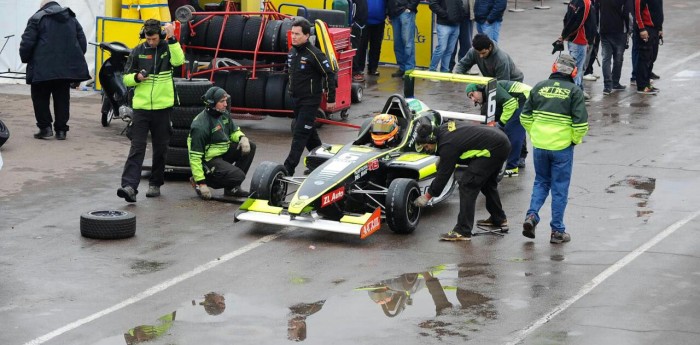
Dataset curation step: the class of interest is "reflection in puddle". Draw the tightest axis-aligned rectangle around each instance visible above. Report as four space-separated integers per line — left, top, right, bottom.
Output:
605 175 656 221
129 260 168 275
124 311 176 344
288 300 325 341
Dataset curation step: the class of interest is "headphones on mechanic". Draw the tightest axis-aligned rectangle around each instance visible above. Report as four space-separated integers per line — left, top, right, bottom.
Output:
139 19 167 40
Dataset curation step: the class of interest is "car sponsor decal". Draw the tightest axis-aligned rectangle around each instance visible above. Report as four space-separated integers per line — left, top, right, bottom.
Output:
321 186 345 208
368 159 379 171
360 207 382 239
354 164 368 180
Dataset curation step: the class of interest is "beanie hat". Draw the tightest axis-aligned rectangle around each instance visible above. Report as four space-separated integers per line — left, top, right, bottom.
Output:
202 86 227 107
465 83 483 95
554 54 577 75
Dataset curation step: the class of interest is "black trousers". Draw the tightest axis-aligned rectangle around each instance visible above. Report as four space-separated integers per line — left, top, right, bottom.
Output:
203 142 256 189
121 108 172 190
30 79 71 131
454 150 508 235
352 22 385 74
284 101 322 176
634 27 659 90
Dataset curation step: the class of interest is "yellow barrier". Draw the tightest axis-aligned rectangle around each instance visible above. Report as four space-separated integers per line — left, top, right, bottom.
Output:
138 0 169 21
121 0 140 19
94 17 145 90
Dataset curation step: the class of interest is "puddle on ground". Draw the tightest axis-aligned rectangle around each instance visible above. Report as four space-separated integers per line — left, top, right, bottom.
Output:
129 260 168 275
108 264 502 343
605 175 656 221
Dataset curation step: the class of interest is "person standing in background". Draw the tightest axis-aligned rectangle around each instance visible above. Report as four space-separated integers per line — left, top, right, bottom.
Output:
387 0 420 77
351 0 369 82
599 0 629 95
473 0 506 44
19 0 90 140
557 0 593 100
449 0 475 72
633 0 663 95
428 0 463 73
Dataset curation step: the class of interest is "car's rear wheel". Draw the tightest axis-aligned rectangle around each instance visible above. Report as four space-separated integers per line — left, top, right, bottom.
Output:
250 161 288 206
385 178 421 234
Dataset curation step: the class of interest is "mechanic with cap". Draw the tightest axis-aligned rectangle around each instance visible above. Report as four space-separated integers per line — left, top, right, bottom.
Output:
465 80 531 178
369 114 402 148
413 118 510 241
520 54 588 244
283 17 337 176
188 86 256 200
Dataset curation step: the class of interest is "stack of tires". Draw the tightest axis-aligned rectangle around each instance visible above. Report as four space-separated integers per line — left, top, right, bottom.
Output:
165 78 213 172
212 70 293 115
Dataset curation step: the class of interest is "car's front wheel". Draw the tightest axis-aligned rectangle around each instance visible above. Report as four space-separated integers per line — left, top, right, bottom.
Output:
250 161 288 206
385 178 421 234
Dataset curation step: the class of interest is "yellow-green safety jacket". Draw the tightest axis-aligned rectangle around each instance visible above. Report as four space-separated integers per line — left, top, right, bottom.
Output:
187 108 246 183
123 37 184 110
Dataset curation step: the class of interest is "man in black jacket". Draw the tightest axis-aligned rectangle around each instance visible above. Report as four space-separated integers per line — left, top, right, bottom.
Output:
19 0 90 140
413 118 510 241
284 18 336 176
599 0 629 95
633 0 663 94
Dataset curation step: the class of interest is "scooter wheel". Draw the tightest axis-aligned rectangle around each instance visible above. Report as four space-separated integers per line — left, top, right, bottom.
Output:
175 5 193 23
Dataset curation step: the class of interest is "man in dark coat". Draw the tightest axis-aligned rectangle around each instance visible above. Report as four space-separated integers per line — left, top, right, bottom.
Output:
19 0 90 140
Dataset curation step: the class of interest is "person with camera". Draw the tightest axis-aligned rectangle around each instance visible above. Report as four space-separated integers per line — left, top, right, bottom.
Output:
188 87 255 200
117 19 185 203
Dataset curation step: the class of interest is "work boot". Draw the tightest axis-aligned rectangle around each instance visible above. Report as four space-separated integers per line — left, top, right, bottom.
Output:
55 131 66 140
440 230 471 241
391 70 405 78
34 127 53 139
550 231 571 244
146 185 160 198
522 214 538 239
224 186 250 198
117 186 138 203
476 218 509 233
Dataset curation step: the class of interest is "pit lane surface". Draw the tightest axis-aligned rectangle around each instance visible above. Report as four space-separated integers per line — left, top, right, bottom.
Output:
1 1 699 344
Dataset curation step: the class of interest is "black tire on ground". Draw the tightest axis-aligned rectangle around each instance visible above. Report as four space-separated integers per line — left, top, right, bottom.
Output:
265 73 287 110
169 128 190 147
80 210 136 240
244 73 268 109
298 8 348 28
175 78 212 106
249 161 288 206
385 178 421 234
277 18 293 52
101 95 113 127
206 15 225 48
222 15 248 51
225 70 248 108
261 19 283 52
213 70 229 89
242 16 263 52
351 83 363 103
171 106 202 128
166 146 191 167
0 119 9 148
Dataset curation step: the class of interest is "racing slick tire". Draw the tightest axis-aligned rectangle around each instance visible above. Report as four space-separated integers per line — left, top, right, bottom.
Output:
385 178 421 234
250 161 288 206
175 78 213 106
80 210 136 240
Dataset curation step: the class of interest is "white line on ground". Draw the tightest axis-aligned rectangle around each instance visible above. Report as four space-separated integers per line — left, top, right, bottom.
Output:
22 230 291 345
505 209 700 345
658 51 700 75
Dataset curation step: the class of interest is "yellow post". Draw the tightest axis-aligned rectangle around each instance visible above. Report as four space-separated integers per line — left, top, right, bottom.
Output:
240 0 262 12
105 0 122 17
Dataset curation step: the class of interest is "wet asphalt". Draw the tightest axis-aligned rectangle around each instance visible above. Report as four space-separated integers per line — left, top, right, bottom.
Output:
1 1 699 344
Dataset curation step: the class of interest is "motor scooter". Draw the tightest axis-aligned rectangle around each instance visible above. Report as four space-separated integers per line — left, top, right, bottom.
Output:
91 41 134 130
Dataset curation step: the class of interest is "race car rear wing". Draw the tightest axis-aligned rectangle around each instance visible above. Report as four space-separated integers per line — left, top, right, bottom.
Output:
403 71 497 125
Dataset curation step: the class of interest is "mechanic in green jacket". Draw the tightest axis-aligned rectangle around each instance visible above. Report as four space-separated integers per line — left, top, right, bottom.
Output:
520 54 589 244
118 19 185 202
413 118 510 241
465 80 531 177
188 87 255 200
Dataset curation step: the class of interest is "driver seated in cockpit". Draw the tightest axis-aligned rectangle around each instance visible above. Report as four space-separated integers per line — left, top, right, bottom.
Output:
370 114 401 148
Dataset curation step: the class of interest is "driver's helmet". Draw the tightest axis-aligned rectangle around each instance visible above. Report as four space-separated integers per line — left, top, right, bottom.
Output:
370 114 400 147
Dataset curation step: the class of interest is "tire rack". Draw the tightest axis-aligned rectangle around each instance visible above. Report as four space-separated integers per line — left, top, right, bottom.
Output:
177 1 360 126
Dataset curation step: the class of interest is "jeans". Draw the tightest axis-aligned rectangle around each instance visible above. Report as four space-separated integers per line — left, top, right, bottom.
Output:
526 145 574 232
567 41 587 88
475 20 501 43
30 79 71 131
449 18 473 70
504 108 526 169
429 23 459 72
391 11 416 72
600 33 626 89
121 108 172 190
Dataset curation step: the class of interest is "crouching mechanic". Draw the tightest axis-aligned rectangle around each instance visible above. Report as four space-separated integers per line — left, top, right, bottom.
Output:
465 80 532 177
413 117 511 241
188 87 256 200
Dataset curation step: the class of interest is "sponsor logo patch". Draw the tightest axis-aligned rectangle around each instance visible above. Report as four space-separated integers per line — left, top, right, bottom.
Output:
321 186 345 208
360 207 382 239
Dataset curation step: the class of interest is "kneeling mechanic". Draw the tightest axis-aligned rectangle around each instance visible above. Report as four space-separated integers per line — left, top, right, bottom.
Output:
188 87 256 200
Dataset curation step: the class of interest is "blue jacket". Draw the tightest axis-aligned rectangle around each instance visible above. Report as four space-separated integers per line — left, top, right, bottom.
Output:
367 0 387 25
473 0 506 23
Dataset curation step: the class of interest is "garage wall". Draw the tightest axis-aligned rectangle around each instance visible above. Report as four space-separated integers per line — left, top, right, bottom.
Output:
0 0 103 84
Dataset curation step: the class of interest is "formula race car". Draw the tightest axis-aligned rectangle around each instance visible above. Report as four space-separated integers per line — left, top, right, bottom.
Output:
235 74 496 238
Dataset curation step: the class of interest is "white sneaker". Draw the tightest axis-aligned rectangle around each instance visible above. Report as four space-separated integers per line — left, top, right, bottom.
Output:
583 91 591 100
582 74 597 81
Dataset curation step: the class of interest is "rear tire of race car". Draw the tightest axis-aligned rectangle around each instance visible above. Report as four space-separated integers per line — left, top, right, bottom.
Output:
0 119 9 148
250 161 288 206
385 178 421 234
80 210 136 240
